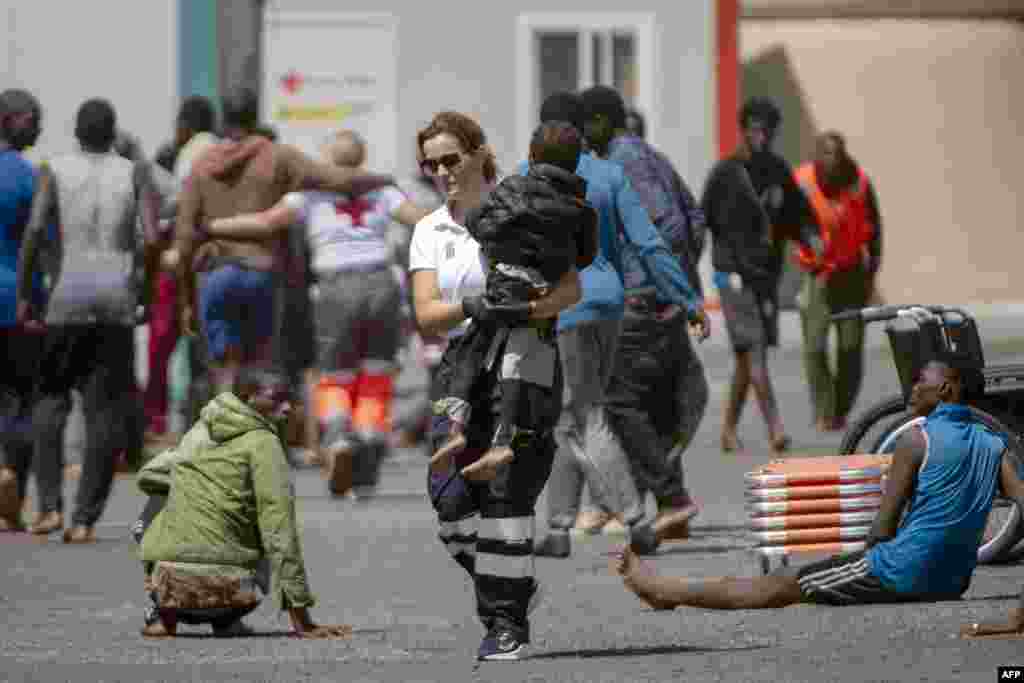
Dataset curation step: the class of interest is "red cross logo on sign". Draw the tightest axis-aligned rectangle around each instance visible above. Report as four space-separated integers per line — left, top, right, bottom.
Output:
281 71 303 95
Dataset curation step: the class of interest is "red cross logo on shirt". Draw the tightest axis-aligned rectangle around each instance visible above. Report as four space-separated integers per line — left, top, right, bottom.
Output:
281 70 303 95
334 197 372 227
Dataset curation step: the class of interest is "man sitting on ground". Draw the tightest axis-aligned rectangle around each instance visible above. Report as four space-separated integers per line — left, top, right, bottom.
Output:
613 359 1024 610
137 369 348 639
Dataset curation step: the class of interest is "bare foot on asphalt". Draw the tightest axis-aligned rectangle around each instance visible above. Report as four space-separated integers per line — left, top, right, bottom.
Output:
654 503 700 542
720 431 743 453
292 624 353 639
611 546 676 611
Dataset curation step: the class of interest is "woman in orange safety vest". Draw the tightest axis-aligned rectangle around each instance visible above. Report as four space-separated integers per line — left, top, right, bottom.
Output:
794 131 882 432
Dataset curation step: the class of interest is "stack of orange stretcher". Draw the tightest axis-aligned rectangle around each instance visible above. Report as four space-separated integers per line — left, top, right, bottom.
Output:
745 454 892 574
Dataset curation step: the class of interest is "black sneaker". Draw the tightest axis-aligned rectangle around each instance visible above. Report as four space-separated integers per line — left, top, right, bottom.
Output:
350 485 378 503
211 618 255 638
534 531 570 558
478 629 526 661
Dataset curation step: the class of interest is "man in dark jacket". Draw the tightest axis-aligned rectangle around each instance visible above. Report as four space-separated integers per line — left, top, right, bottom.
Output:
578 85 709 541
702 97 820 453
525 93 704 559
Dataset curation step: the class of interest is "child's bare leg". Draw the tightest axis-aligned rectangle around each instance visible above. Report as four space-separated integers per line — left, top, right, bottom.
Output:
430 427 467 475
461 446 514 482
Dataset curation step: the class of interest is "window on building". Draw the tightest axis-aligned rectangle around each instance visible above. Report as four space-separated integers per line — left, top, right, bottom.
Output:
535 28 638 107
518 13 654 153
612 32 637 102
537 33 579 103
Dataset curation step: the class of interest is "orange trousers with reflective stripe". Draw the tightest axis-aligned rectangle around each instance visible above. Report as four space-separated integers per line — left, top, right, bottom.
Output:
314 371 394 440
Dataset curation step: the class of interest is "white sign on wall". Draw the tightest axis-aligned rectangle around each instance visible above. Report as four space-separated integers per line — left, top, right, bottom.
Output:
262 10 398 172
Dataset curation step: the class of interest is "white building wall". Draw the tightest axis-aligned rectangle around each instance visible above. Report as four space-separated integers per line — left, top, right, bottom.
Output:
263 0 715 191
7 1 713 189
742 18 1024 305
5 2 178 161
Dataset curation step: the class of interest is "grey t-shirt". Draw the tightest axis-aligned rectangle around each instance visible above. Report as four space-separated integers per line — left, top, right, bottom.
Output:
45 151 144 325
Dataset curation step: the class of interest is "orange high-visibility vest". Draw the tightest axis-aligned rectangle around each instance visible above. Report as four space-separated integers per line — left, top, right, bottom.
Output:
794 163 874 276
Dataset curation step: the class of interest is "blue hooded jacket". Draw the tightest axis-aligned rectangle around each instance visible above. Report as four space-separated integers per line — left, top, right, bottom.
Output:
517 152 700 333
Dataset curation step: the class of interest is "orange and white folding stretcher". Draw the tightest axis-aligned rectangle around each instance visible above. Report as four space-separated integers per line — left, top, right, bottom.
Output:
745 454 892 574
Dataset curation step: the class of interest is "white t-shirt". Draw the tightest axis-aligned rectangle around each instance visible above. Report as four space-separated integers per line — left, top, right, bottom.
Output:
285 187 406 274
408 204 486 337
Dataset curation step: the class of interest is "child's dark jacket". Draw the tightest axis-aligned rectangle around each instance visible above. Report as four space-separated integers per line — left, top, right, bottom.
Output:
466 163 597 294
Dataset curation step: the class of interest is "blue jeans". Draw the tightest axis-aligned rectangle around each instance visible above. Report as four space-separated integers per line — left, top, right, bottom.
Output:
198 265 277 362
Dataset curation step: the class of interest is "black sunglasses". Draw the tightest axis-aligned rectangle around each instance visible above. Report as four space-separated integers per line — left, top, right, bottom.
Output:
420 152 464 176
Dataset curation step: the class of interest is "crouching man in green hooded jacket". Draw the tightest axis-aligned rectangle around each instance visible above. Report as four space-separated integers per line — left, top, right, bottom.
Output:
135 370 348 639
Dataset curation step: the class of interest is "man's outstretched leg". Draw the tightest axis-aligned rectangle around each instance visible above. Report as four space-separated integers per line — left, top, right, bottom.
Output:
612 547 803 610
614 545 910 610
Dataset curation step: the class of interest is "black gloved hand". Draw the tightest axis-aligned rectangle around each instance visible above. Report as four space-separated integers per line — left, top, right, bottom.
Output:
462 295 532 325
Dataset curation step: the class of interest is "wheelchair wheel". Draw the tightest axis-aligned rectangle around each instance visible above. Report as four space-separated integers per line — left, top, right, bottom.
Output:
1001 538 1024 564
866 407 1022 565
839 394 907 456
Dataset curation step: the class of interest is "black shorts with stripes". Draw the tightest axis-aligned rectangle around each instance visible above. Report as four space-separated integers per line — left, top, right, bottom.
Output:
795 551 903 606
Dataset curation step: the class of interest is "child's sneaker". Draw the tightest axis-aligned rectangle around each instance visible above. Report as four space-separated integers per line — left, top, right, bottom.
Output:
533 530 570 558
477 629 527 661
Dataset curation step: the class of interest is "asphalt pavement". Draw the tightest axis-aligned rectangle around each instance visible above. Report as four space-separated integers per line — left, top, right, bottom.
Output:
3 313 1024 682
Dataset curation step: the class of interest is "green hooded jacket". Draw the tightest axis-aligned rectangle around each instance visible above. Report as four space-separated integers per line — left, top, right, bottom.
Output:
139 393 315 609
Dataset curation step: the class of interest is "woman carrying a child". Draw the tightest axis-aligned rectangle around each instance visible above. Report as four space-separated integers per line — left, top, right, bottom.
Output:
408 111 593 661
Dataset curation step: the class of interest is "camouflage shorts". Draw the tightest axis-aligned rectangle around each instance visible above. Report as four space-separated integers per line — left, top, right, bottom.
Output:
149 561 262 611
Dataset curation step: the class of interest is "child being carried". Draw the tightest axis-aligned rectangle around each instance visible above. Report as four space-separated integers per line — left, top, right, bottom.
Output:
431 121 597 481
